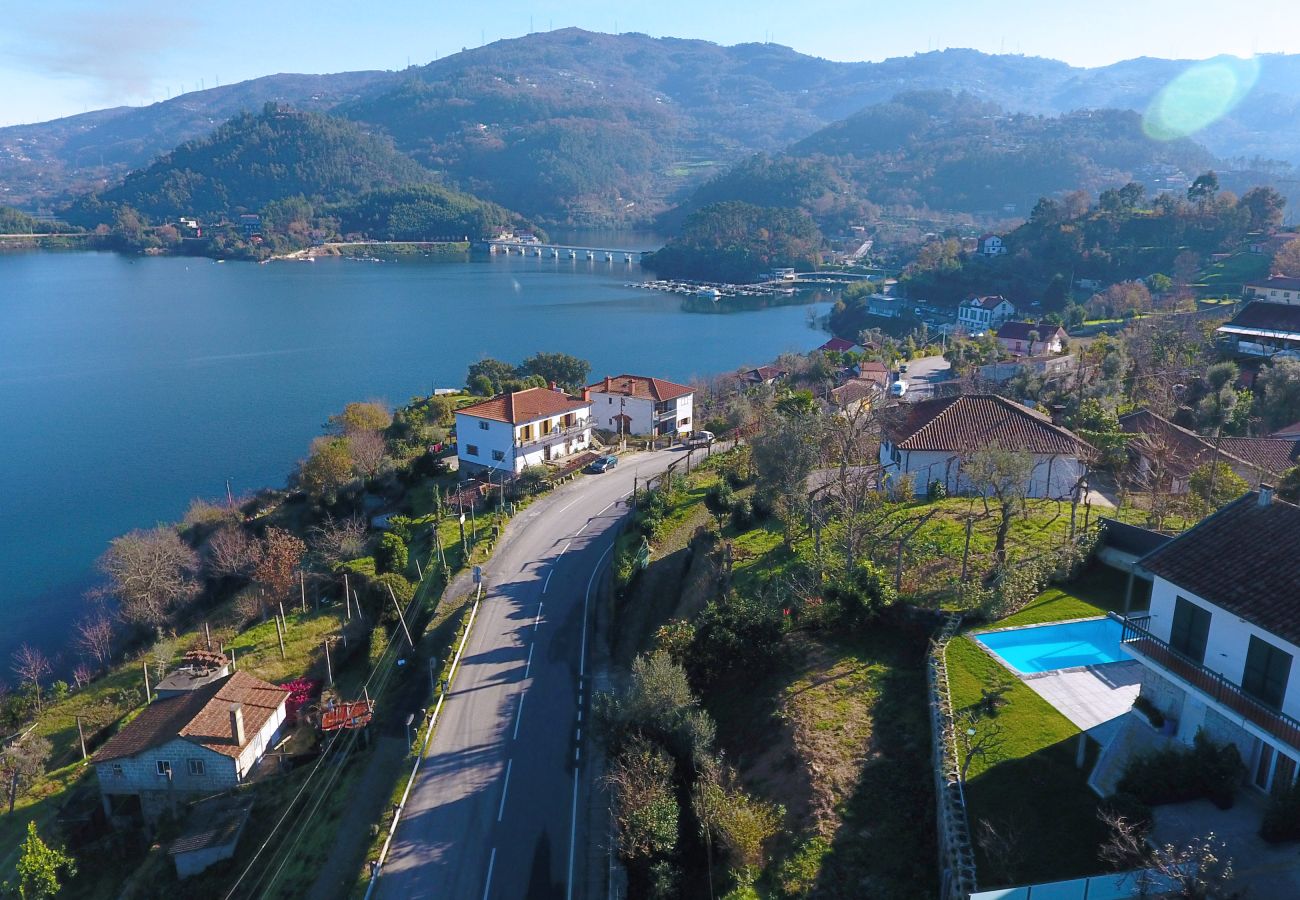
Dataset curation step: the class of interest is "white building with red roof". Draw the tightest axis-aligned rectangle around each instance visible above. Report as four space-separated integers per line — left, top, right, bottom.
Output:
957 295 1018 335
586 374 694 437
454 386 592 476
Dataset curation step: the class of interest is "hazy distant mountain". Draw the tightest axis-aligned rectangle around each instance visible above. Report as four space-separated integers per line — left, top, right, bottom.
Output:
5 31 1300 223
668 92 1216 228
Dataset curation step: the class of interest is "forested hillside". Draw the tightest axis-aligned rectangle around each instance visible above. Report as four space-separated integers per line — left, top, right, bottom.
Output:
669 93 1215 227
63 106 434 225
643 201 822 282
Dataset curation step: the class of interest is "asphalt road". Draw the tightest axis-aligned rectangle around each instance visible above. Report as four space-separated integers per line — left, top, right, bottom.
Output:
378 448 682 899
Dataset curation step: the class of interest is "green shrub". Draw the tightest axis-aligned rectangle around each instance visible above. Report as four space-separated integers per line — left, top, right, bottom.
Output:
1117 731 1243 810
705 481 735 518
927 479 947 501
1262 782 1300 843
777 835 831 897
1132 694 1165 729
688 594 785 686
376 532 409 574
730 497 756 530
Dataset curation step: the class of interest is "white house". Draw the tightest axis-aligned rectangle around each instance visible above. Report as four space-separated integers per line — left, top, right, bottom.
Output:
957 295 1018 335
878 393 1092 499
455 386 592 476
977 234 1007 256
1120 489 1300 796
586 375 694 437
994 321 1067 356
93 672 288 823
1243 275 1300 305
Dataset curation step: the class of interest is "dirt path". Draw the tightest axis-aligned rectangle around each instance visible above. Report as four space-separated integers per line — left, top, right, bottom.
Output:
308 735 407 899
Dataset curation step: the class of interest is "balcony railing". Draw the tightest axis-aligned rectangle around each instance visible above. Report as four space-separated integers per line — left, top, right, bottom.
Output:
1114 612 1300 753
515 420 588 449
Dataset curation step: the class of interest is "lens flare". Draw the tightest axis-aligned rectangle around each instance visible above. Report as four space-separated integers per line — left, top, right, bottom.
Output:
1143 56 1260 141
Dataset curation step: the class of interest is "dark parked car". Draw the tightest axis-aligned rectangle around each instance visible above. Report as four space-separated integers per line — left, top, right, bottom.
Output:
587 454 618 473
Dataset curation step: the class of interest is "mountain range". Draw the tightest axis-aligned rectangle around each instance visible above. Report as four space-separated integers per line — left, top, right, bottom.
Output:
4 30 1300 225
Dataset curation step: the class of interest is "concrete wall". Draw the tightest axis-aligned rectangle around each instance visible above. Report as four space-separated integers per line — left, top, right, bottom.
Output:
235 702 287 779
878 445 1084 500
96 738 238 798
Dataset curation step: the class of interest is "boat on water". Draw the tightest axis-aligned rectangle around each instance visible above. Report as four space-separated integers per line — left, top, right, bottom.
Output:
694 287 723 301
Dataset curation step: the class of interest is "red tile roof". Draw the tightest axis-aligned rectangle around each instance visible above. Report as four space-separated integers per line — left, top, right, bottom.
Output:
1120 409 1297 479
1140 492 1300 646
883 394 1092 456
93 672 287 763
818 337 859 353
456 386 590 424
963 294 1013 310
1271 420 1300 440
586 375 693 402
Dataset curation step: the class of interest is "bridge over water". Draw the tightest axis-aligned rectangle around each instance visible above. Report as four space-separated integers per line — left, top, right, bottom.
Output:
484 240 652 263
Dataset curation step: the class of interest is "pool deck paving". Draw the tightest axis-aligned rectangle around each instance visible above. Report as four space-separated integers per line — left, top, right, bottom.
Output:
1020 660 1144 733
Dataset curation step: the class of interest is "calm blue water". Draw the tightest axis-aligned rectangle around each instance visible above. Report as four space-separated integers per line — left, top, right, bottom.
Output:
978 618 1125 674
0 249 832 670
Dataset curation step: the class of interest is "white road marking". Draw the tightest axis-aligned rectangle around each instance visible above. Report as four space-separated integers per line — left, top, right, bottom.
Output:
524 643 535 679
497 759 512 822
543 569 553 593
576 727 581 742
579 542 616 678
483 847 497 900
564 773 580 900
577 708 582 722
533 604 543 631
559 541 572 556
513 695 526 740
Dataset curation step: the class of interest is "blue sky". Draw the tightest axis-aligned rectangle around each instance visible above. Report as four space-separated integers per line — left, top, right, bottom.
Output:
3 0 1298 126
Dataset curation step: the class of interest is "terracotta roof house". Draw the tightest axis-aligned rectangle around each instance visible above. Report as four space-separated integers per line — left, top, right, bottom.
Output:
586 375 695 437
1119 409 1298 493
825 378 882 415
1217 301 1300 357
994 321 1067 356
1118 490 1300 796
957 295 1017 334
817 337 862 354
454 386 592 476
93 671 288 823
741 365 789 386
1271 421 1300 441
878 393 1093 498
1243 275 1300 305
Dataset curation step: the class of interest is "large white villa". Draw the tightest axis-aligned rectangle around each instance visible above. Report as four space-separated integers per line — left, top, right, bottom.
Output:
454 386 592 476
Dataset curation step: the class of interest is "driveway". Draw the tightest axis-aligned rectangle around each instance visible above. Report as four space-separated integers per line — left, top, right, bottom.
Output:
1152 794 1300 898
899 354 951 400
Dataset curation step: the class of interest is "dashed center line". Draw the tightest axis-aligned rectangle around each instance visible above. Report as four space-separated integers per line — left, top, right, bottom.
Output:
497 759 513 822
533 603 543 631
524 643 535 679
543 569 553 593
483 847 497 900
513 694 526 740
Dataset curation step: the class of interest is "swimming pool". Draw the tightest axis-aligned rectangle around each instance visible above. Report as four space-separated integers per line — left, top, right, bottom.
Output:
976 617 1125 674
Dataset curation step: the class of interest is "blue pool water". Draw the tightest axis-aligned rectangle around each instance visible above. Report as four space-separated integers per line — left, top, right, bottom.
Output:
977 617 1125 674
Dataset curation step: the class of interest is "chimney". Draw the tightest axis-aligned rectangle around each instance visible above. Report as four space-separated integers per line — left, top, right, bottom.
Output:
582 388 591 402
229 702 245 746
1259 484 1274 507
1051 404 1066 426
550 381 560 392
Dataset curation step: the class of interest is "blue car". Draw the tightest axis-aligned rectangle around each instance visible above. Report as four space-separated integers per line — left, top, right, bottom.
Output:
588 454 619 473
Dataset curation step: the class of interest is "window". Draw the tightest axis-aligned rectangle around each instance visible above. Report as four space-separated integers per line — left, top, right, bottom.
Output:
492 450 505 461
156 760 172 777
478 420 490 430
188 759 206 776
465 444 479 457
1169 597 1212 664
1243 635 1292 709
111 764 124 779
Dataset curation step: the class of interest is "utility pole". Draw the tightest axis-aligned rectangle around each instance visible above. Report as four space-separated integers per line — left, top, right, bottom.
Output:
344 573 351 621
387 584 416 650
75 715 87 761
323 639 333 686
204 621 212 651
274 616 286 659
300 570 307 613
143 660 152 703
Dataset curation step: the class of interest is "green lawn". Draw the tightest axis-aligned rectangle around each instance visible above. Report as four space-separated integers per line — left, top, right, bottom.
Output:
1197 251 1269 295
946 636 1110 885
995 566 1129 628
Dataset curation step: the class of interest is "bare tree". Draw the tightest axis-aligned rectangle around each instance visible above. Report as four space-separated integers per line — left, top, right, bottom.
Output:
308 515 370 568
11 645 51 713
71 664 93 690
204 524 261 579
1 735 51 814
959 709 1007 782
1099 810 1241 898
820 401 884 575
348 429 391 480
74 610 115 671
98 527 200 628
963 442 1035 567
976 817 1025 887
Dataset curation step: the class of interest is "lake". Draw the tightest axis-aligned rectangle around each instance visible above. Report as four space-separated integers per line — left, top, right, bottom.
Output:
0 247 833 671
